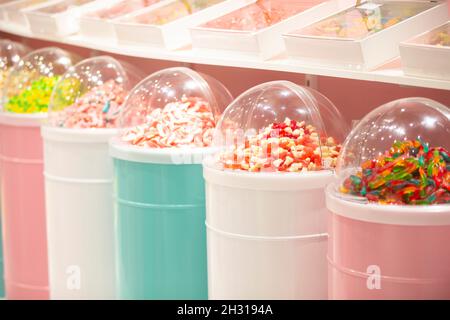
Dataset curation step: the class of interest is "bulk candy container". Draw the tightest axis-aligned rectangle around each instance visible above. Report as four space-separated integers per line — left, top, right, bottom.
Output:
203 81 348 299
0 47 77 299
0 39 28 299
190 0 355 60
113 0 236 50
80 0 162 41
326 98 450 300
42 56 142 300
25 0 99 36
110 67 232 299
400 21 450 81
283 0 448 70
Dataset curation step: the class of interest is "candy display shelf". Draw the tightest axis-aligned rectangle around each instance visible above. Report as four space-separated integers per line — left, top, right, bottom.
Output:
0 22 449 91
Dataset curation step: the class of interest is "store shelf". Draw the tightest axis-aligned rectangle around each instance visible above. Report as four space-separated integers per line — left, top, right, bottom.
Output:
1 23 450 90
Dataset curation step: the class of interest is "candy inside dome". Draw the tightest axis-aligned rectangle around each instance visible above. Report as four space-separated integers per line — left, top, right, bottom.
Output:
119 67 232 148
2 47 78 114
211 81 348 173
336 98 450 205
0 40 28 93
48 56 143 128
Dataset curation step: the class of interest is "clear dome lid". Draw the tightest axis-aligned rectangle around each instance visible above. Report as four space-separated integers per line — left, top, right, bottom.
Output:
48 56 143 129
2 47 78 114
210 80 348 173
0 40 28 95
337 98 450 205
119 67 232 148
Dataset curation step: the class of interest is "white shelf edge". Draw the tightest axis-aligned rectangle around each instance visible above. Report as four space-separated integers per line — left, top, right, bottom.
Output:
1 24 449 91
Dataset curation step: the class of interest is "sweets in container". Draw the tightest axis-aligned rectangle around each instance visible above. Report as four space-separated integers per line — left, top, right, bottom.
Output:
110 67 232 299
203 81 348 299
202 0 322 32
0 0 49 27
283 0 448 70
42 56 142 299
25 0 99 36
0 47 77 299
326 97 450 299
79 0 162 40
126 0 224 26
0 39 29 299
190 0 349 60
113 0 233 49
85 0 160 19
400 21 450 81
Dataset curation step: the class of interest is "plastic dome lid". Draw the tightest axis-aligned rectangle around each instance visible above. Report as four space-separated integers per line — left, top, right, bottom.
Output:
119 67 233 149
209 80 348 173
0 40 28 91
48 56 143 129
2 47 78 114
336 97 450 206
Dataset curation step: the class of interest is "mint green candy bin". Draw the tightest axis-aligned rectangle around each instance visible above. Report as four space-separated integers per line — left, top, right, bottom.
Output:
110 67 232 300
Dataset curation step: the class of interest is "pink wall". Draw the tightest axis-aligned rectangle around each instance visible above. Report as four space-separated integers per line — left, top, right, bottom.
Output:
2 31 450 126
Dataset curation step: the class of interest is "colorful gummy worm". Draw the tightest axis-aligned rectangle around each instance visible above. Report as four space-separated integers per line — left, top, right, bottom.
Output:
341 139 450 205
5 75 60 113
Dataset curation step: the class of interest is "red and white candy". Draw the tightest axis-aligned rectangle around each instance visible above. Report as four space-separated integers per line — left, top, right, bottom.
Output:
122 96 216 148
57 80 128 129
219 118 341 172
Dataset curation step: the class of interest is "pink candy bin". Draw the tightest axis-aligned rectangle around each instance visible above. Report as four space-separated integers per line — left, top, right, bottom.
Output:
0 114 48 299
326 98 450 300
0 47 77 299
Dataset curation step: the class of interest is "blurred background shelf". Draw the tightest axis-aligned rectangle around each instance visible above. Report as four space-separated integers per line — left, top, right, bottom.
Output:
0 23 449 91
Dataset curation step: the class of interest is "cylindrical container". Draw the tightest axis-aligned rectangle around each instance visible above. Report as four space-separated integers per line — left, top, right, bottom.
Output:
0 113 49 299
42 56 142 299
0 39 29 299
203 81 348 299
328 98 450 299
111 67 232 299
0 47 77 299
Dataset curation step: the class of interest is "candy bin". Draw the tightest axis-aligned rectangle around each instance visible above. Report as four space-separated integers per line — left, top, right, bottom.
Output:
0 47 77 299
110 67 233 299
41 56 142 300
0 39 28 299
203 81 348 299
326 98 450 300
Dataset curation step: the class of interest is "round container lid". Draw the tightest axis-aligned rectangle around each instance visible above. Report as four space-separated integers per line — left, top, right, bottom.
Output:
113 67 233 161
47 56 143 129
207 80 349 173
336 97 450 206
2 47 78 114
